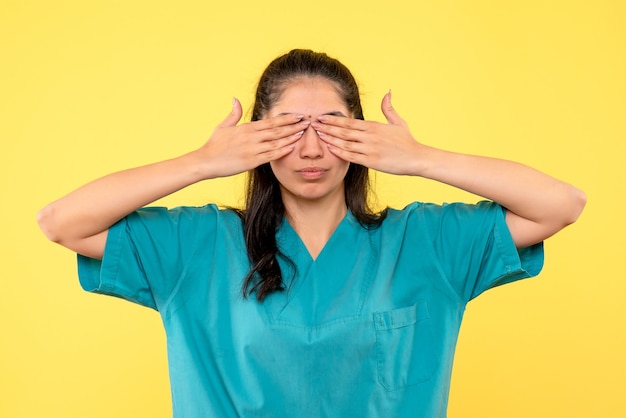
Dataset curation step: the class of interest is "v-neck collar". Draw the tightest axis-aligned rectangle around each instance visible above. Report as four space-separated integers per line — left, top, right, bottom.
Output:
266 210 378 327
278 211 355 263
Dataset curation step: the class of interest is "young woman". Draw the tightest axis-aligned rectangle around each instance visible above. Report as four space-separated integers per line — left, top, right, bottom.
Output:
38 49 586 417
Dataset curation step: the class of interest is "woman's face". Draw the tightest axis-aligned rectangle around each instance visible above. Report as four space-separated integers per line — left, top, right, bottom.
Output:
267 77 351 206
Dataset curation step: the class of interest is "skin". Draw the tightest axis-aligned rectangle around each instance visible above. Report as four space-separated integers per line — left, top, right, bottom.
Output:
268 78 351 205
266 78 353 257
37 75 586 261
309 85 587 249
37 99 308 259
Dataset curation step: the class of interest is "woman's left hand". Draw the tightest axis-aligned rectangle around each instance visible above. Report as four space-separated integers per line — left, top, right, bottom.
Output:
312 92 423 175
314 92 586 249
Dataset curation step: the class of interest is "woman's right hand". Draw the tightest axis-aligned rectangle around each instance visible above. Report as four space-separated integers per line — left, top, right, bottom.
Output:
195 98 310 179
37 98 308 258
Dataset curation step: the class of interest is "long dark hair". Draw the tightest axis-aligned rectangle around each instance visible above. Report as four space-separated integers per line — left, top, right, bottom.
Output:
237 49 387 301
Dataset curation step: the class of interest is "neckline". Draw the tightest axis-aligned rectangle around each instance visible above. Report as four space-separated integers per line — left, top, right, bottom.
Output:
280 211 355 262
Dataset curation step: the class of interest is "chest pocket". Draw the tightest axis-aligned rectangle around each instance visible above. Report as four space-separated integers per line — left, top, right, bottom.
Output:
373 301 436 391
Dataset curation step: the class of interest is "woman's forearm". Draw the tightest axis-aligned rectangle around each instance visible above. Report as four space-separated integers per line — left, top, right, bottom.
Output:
37 151 208 246
414 144 586 246
37 103 308 256
292 94 586 247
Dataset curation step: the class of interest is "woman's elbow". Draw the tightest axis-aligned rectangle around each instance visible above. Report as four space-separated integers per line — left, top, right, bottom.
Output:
563 185 587 226
37 203 63 243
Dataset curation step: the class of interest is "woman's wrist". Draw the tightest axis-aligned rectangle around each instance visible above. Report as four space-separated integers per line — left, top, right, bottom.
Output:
181 148 222 183
406 143 443 179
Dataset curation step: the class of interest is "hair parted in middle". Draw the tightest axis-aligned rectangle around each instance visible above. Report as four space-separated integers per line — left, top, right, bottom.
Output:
236 49 387 301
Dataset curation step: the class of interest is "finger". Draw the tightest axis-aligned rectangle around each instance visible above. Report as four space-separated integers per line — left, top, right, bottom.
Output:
325 141 367 165
312 121 365 142
265 145 296 161
381 90 406 126
252 113 305 131
254 119 310 142
271 129 306 149
317 131 367 155
216 97 243 128
251 127 304 157
261 137 300 161
315 115 368 131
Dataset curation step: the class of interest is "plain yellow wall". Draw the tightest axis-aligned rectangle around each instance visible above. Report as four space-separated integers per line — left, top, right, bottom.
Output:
1 1 624 417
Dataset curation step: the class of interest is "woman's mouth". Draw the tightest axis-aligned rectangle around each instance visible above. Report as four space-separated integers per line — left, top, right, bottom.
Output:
297 167 327 179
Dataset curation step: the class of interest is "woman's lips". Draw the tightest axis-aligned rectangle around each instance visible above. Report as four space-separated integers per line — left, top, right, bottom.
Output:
297 167 327 179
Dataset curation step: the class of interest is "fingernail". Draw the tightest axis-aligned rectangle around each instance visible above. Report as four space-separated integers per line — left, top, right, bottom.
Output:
232 97 237 107
295 130 304 137
294 114 305 120
316 130 326 138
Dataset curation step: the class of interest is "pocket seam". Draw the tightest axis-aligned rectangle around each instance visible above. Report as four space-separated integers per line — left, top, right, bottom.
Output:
373 302 434 391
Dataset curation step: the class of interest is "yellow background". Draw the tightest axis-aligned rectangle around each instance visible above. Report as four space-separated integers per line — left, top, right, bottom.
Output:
1 0 624 416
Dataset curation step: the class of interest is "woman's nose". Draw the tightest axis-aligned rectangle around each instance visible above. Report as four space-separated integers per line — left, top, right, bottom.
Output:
298 125 324 159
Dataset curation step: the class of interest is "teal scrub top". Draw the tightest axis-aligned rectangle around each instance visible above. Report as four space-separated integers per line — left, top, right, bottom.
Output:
78 201 544 417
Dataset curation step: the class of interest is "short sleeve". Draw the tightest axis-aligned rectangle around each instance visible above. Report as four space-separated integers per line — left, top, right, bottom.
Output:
77 205 218 310
424 201 544 301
